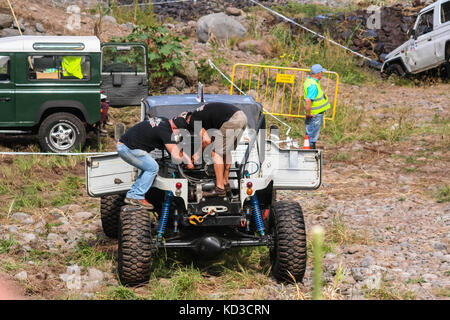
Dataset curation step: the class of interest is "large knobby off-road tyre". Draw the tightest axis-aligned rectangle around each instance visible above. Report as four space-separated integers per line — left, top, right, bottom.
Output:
100 194 125 238
38 112 86 153
269 200 307 283
118 205 157 286
385 63 406 78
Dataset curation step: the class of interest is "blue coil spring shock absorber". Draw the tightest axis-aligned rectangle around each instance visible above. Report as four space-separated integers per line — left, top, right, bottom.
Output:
157 191 173 238
251 194 265 236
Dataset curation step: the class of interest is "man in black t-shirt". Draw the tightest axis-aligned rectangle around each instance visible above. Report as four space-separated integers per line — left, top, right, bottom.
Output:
117 116 194 209
185 102 248 197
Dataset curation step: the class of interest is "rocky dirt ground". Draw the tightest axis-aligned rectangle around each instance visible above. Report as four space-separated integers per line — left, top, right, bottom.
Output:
0 78 448 300
0 0 449 300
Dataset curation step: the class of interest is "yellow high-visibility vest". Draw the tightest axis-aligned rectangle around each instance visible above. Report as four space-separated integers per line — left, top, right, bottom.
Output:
303 76 330 115
62 56 83 79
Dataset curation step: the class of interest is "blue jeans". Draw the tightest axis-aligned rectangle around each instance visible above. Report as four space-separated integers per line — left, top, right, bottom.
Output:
116 142 159 200
305 112 324 144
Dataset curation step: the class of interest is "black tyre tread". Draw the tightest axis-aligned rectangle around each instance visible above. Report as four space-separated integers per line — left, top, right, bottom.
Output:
38 112 86 153
386 63 405 77
118 205 156 286
100 194 125 238
270 200 307 283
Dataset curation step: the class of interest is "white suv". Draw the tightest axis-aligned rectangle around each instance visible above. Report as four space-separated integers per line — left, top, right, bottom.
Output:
381 0 450 77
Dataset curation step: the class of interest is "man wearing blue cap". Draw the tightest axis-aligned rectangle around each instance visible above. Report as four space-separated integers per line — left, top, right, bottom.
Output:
303 64 331 149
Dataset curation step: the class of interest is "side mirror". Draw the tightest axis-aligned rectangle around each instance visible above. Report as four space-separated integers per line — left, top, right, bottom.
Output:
407 28 416 39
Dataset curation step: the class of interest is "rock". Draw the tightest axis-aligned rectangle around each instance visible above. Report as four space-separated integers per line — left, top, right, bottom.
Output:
325 253 337 260
21 233 37 244
362 29 378 39
172 76 187 91
47 233 61 241
351 267 367 282
179 59 198 85
49 208 64 219
23 217 35 225
345 245 360 254
196 12 246 43
11 212 30 222
58 217 70 225
35 23 45 33
423 273 438 282
12 19 25 32
66 5 81 14
46 233 65 249
14 271 28 281
226 7 242 16
238 39 272 56
8 225 18 233
60 265 81 290
0 13 13 29
33 222 46 234
73 211 93 221
87 268 104 282
364 272 382 290
432 242 447 251
165 86 180 95
102 15 117 24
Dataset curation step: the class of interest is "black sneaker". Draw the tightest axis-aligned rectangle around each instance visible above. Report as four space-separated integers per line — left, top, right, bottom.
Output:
124 198 154 209
224 183 233 198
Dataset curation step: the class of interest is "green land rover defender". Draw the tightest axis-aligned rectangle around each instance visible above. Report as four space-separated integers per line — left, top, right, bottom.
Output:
0 36 148 152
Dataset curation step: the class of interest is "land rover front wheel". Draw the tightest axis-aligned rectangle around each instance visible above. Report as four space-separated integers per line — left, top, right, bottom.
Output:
269 200 307 283
118 205 157 286
385 63 405 77
38 112 86 153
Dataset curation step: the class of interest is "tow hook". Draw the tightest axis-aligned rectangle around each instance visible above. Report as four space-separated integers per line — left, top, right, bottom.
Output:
188 208 216 225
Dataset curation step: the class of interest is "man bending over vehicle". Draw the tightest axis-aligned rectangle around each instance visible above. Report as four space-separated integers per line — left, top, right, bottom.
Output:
117 116 194 209
185 102 248 197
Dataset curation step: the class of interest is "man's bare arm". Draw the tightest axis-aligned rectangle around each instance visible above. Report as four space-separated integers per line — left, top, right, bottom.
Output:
165 143 194 169
305 99 313 119
192 128 211 163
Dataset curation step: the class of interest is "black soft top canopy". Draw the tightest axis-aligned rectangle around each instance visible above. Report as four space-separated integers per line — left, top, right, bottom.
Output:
144 94 263 129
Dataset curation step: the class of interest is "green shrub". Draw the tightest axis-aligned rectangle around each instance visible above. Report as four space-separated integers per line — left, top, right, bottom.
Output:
114 25 192 92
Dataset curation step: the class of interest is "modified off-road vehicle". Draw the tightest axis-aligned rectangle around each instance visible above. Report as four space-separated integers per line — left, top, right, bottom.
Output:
85 92 322 286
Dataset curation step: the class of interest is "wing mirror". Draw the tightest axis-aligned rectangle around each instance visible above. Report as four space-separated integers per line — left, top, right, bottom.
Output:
407 28 417 40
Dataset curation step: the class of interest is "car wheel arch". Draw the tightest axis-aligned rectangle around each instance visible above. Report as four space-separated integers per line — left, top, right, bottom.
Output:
35 100 90 126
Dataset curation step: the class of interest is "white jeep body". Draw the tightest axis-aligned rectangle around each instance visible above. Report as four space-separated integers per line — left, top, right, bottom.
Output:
85 94 321 211
381 0 450 75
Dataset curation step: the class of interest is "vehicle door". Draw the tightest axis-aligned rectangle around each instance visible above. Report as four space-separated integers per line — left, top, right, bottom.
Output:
0 54 15 126
434 0 450 62
100 43 148 107
408 8 440 72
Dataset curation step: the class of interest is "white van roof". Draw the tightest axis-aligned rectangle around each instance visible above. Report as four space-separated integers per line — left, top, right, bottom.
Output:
0 36 101 53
